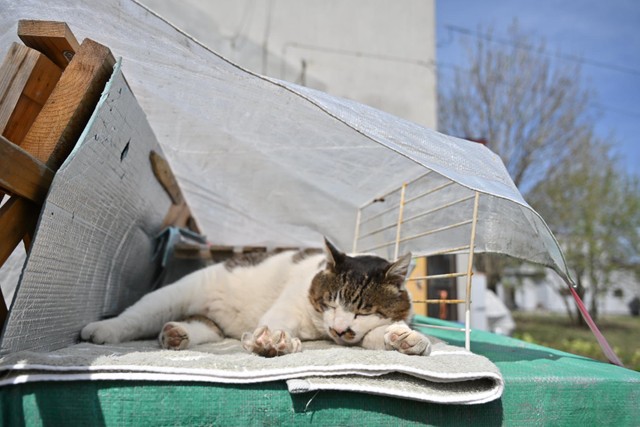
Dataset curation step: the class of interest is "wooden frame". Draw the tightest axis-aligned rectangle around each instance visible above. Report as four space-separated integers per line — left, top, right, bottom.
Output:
0 20 202 332
0 21 114 330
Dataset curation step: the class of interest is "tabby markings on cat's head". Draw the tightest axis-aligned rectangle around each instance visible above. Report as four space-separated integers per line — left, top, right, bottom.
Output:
309 238 412 346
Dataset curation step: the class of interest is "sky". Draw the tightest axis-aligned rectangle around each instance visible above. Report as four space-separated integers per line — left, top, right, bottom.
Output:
436 0 640 178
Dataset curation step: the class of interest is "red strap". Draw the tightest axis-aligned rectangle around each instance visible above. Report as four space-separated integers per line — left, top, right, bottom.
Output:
568 285 623 367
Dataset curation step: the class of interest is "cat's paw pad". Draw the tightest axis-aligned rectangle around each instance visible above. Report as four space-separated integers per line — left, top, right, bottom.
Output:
80 320 122 345
241 326 302 357
384 325 432 356
159 322 190 350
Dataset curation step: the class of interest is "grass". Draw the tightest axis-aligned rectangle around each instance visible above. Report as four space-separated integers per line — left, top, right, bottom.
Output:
512 311 640 371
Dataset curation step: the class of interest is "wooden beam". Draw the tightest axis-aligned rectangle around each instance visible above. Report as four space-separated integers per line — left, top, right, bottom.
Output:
0 197 39 267
0 195 39 332
20 38 116 169
0 135 55 203
0 43 62 146
17 20 80 70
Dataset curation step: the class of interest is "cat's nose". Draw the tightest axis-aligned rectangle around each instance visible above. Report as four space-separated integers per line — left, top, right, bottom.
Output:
330 327 354 338
330 327 345 337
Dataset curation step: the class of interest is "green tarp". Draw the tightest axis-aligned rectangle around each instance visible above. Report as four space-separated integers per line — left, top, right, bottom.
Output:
2 316 638 426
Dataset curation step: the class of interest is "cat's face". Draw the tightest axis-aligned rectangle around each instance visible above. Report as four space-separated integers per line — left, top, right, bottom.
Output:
309 239 412 346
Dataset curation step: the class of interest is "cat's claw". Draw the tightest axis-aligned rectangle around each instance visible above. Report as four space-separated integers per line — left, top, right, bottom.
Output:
159 322 190 350
241 326 302 357
384 324 432 356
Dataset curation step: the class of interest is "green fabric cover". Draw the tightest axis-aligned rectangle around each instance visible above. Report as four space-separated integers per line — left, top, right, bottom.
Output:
2 316 639 426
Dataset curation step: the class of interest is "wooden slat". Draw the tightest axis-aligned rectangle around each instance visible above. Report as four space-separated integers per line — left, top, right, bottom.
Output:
0 43 62 145
0 197 39 267
242 246 268 253
0 196 39 330
407 257 427 316
17 20 80 70
161 202 192 229
0 135 55 203
20 38 116 169
150 151 184 204
150 150 201 233
0 37 60 329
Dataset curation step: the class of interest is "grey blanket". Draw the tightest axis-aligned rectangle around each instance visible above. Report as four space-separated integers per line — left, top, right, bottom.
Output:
0 338 503 405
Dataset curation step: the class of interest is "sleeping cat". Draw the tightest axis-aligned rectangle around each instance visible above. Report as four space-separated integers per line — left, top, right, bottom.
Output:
81 239 434 357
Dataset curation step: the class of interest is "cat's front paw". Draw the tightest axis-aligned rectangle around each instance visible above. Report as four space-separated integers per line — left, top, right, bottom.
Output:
81 319 124 344
159 322 190 350
384 324 432 356
241 326 302 357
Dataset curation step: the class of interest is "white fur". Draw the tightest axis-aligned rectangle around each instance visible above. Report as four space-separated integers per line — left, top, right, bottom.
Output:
81 249 432 356
82 251 324 343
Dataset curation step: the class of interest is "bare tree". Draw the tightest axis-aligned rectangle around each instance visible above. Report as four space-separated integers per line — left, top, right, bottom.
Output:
439 22 594 192
438 22 597 306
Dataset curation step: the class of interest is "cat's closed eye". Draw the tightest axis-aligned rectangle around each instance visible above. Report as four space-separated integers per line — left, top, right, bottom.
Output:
320 292 337 308
355 310 375 318
355 306 375 317
324 301 338 309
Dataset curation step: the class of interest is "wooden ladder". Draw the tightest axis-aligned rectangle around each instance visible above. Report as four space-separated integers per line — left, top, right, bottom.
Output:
0 20 203 332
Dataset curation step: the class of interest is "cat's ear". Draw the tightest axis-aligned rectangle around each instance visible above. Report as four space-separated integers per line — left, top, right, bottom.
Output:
386 252 412 280
324 237 345 270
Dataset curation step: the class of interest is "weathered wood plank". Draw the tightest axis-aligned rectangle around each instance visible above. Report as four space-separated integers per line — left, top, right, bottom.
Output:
20 38 116 169
17 20 80 70
150 151 184 204
150 150 201 233
161 202 191 229
0 197 39 267
0 195 38 330
0 135 55 203
0 43 62 146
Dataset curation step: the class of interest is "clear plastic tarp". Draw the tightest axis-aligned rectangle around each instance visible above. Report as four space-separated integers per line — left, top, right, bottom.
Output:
0 0 570 283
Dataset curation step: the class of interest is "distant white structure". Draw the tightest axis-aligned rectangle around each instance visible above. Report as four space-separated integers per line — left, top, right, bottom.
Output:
139 0 438 129
513 267 639 316
485 288 515 335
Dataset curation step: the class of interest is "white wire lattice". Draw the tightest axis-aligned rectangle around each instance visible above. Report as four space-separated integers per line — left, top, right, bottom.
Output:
353 172 480 351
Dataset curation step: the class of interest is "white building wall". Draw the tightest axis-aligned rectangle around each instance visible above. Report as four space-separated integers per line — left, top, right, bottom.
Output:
139 0 437 128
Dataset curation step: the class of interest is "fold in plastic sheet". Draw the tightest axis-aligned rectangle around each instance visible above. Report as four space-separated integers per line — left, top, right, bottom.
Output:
0 1 570 283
